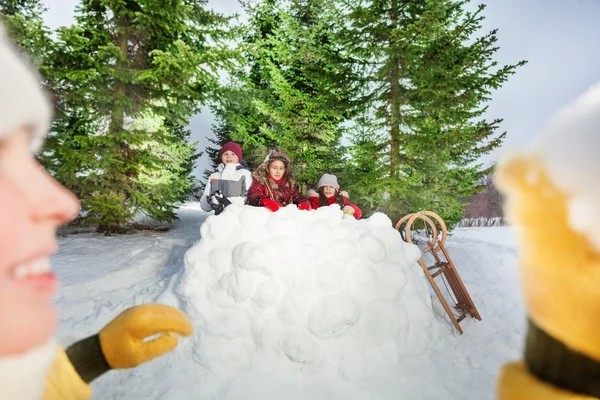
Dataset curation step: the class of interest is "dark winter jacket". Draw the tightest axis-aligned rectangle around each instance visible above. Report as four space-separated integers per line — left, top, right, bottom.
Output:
247 177 309 207
307 189 362 219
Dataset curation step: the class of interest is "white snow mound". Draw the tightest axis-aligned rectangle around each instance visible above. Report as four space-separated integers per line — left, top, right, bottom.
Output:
179 204 439 382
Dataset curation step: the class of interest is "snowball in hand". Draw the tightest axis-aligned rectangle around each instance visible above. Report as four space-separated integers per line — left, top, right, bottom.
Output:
179 204 439 382
529 82 600 251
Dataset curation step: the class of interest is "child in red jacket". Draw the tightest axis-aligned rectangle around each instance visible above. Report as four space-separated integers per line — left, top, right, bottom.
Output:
307 174 362 219
246 147 311 212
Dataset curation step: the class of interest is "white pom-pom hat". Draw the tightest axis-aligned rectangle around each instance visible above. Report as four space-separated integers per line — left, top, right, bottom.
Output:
0 22 52 152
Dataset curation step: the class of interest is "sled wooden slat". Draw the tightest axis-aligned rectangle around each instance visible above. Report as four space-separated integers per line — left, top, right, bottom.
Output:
396 211 481 335
416 257 463 335
438 240 481 321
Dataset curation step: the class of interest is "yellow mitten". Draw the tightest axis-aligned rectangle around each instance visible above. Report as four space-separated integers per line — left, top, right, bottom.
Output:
99 304 193 369
496 155 600 399
497 155 600 359
49 304 192 398
498 362 595 400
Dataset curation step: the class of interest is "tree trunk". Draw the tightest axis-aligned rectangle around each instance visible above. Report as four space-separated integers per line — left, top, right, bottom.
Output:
97 224 133 235
388 0 402 221
106 18 129 231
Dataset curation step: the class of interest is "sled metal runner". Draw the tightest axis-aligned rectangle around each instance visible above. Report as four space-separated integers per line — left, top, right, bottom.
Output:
396 211 481 335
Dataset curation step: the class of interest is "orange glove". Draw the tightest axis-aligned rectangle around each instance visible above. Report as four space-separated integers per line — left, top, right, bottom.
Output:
99 304 193 369
497 155 600 361
496 155 600 399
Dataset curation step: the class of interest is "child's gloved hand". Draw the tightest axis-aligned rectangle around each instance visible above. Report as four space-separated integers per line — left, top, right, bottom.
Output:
208 191 223 205
497 155 600 360
65 304 193 384
261 198 280 212
342 206 355 216
496 155 600 398
298 202 311 211
99 304 193 369
208 191 231 215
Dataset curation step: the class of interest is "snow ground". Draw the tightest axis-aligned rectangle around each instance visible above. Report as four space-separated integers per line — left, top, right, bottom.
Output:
52 203 526 400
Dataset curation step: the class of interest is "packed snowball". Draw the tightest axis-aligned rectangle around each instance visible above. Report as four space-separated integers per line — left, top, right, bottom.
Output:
178 204 441 382
529 81 600 250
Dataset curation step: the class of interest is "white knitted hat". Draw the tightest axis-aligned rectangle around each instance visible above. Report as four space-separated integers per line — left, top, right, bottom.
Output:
317 173 339 190
0 22 52 152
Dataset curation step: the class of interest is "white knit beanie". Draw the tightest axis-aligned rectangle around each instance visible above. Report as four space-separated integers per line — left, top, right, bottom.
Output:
317 173 339 190
0 21 52 152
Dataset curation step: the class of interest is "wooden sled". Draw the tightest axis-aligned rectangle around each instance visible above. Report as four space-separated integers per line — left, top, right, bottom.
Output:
396 211 481 334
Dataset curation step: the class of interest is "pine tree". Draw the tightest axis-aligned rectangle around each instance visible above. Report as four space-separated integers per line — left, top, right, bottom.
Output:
197 0 280 192
230 0 360 190
0 0 44 16
40 0 238 232
203 85 246 182
339 0 525 226
0 0 53 74
341 111 389 215
231 0 281 166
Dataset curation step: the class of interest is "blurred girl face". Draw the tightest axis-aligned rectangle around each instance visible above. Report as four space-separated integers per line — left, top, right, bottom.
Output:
323 186 336 198
268 160 286 181
0 128 79 356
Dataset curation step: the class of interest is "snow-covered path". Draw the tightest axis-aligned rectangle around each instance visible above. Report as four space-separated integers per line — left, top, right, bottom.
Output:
52 204 526 399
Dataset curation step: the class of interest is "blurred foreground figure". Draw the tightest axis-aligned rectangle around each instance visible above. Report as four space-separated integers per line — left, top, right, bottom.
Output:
497 82 600 399
0 21 192 400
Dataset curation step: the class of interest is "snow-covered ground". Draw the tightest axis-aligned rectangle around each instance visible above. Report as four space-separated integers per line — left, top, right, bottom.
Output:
52 203 526 400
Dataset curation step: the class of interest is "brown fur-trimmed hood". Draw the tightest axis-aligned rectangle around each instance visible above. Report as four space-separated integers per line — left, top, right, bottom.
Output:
252 147 294 186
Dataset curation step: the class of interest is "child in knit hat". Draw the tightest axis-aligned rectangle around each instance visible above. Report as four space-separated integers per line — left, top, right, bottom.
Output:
246 147 311 212
200 141 253 215
0 21 191 399
307 174 362 219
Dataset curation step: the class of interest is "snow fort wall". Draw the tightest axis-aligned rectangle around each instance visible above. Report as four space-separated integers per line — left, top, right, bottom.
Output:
179 204 441 382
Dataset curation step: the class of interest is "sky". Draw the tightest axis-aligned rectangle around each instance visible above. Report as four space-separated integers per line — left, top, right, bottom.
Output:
41 0 600 178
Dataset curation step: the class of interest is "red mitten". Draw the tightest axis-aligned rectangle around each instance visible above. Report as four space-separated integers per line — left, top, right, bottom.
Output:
298 202 311 211
261 198 280 212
